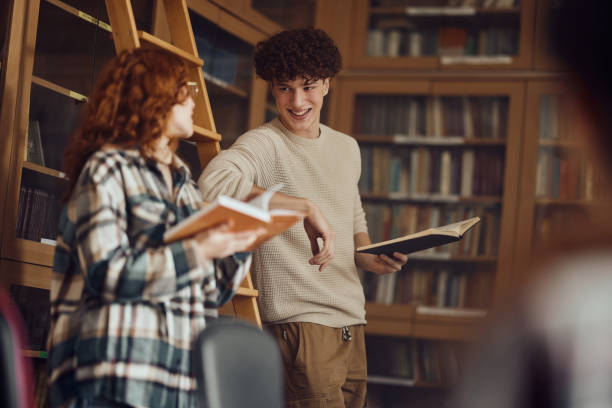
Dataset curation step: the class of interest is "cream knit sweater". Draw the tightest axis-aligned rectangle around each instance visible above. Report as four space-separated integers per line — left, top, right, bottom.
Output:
198 119 368 327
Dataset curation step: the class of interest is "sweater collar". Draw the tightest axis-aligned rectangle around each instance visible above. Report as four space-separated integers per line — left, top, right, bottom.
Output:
271 118 325 146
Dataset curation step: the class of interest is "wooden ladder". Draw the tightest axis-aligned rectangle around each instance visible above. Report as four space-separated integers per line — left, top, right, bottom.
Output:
105 0 261 327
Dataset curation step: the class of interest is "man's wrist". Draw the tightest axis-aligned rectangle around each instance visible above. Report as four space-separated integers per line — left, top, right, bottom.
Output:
303 198 315 218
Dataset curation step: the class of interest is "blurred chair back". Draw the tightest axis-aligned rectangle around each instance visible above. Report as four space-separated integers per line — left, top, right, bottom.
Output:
0 288 34 408
193 318 283 408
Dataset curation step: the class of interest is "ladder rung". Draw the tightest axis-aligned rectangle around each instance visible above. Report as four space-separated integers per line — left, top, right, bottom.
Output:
236 287 258 297
138 31 203 66
192 124 222 142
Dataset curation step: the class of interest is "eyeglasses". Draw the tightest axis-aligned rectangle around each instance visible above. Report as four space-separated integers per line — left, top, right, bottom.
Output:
186 81 199 99
177 81 200 102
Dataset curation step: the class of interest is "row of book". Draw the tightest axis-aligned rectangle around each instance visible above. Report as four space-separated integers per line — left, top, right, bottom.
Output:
366 336 465 386
354 95 508 140
9 285 50 351
363 204 501 258
359 146 505 197
535 148 612 201
17 187 62 244
367 27 518 58
364 265 494 308
372 0 517 7
539 95 572 141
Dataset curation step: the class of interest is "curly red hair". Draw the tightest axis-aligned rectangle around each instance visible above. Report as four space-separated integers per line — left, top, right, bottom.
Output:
63 48 189 197
254 28 342 83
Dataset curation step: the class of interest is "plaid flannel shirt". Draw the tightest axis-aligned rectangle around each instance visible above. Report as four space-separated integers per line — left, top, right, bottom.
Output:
48 148 250 408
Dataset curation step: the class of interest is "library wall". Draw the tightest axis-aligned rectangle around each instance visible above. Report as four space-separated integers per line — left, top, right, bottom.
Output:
0 1 608 407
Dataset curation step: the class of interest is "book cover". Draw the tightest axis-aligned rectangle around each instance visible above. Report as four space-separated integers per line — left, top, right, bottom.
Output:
163 185 304 250
356 216 480 256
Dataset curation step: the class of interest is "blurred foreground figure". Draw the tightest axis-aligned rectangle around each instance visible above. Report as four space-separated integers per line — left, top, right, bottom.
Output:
453 2 612 408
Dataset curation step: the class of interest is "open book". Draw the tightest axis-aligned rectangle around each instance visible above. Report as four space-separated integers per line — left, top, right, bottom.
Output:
356 217 480 256
164 184 305 250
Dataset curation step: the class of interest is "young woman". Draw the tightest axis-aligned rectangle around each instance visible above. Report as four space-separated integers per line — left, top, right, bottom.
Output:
48 48 261 408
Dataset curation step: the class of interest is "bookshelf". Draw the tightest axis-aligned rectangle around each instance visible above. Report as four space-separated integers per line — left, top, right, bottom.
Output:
0 2 155 406
0 0 274 405
187 0 270 151
331 77 522 403
349 0 535 70
513 81 612 288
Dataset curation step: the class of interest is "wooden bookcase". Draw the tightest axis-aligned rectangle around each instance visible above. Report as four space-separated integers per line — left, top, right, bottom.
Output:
0 1 274 405
349 0 535 70
2 0 608 406
316 0 588 405
513 81 612 288
331 76 522 401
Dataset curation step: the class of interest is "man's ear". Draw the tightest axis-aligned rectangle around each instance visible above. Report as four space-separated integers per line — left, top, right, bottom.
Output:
323 78 330 96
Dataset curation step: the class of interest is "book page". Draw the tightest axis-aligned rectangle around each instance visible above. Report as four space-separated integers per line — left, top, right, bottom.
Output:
247 183 284 211
439 217 479 235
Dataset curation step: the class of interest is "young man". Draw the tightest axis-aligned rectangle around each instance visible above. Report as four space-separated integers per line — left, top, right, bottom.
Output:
198 28 408 407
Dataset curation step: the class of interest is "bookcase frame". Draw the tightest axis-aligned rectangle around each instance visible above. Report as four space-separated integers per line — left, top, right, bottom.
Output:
533 0 563 71
349 0 536 71
0 2 279 369
512 80 592 290
0 0 275 270
335 77 524 343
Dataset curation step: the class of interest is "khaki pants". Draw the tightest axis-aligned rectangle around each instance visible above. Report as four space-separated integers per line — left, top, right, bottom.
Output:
267 322 367 408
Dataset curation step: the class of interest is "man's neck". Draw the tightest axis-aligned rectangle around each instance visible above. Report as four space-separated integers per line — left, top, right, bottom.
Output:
279 118 321 139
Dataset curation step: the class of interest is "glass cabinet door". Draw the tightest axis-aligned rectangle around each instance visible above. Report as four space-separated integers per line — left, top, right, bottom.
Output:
514 82 612 286
351 0 535 70
190 9 253 150
335 77 524 408
355 92 508 314
4 0 152 266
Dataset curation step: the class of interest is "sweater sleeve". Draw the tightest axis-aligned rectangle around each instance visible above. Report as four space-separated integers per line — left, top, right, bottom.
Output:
351 137 369 235
198 130 277 201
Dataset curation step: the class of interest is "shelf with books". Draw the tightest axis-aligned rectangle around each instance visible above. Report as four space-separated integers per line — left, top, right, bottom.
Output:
365 335 468 406
355 134 507 146
33 0 117 98
350 0 535 70
514 82 612 287
189 4 268 149
1 0 153 271
360 193 503 204
336 79 523 345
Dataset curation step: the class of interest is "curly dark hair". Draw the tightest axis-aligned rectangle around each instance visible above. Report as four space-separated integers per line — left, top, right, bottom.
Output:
254 28 342 82
63 48 189 198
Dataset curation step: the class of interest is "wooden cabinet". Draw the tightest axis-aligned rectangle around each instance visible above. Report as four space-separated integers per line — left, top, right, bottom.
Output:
349 0 535 70
330 76 523 400
513 81 612 287
0 0 274 360
0 0 153 269
188 0 270 151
